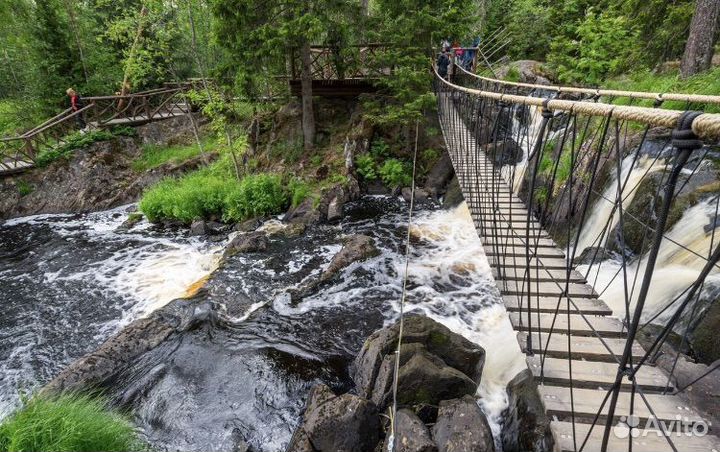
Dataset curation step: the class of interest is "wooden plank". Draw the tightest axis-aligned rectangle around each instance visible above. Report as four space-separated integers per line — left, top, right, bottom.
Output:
484 237 560 249
509 312 625 337
539 385 711 427
517 332 644 362
503 295 612 315
551 421 720 452
493 267 586 283
527 356 673 392
488 256 569 270
484 245 565 259
500 280 596 298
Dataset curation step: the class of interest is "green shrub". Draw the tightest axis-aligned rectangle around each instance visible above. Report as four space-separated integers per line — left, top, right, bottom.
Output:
35 130 115 167
16 181 33 197
139 171 232 223
356 154 378 180
370 138 390 159
505 66 521 82
0 394 142 452
288 178 311 208
223 173 288 221
379 159 412 189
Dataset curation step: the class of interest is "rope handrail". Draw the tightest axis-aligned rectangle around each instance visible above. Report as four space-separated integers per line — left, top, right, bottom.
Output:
453 62 720 106
434 65 720 139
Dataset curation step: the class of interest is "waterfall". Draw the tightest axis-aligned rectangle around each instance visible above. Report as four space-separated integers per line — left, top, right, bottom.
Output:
579 199 720 323
575 155 663 254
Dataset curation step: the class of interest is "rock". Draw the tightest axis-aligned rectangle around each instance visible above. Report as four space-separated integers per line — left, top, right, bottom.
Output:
382 409 436 452
401 187 430 205
370 344 477 411
115 213 143 232
424 152 455 199
292 384 380 452
352 315 485 401
320 235 379 282
284 198 321 225
572 246 616 266
501 369 554 452
190 219 208 236
366 180 390 195
234 217 263 232
327 196 344 222
442 177 464 209
136 113 205 146
432 395 495 452
224 231 268 257
497 60 547 84
690 301 720 364
480 141 523 166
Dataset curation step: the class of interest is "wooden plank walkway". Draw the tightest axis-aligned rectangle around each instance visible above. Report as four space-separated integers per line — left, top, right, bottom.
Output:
437 93 720 452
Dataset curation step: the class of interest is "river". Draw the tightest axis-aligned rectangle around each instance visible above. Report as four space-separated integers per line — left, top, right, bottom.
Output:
0 197 525 451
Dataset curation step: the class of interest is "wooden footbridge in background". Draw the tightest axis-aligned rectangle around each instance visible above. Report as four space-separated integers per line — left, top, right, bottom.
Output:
0 87 191 176
436 68 720 451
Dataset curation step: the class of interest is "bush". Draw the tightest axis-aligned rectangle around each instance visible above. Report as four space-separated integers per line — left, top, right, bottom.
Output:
356 154 378 180
379 159 412 189
139 171 232 223
223 173 288 221
0 394 141 452
35 130 115 167
288 178 311 208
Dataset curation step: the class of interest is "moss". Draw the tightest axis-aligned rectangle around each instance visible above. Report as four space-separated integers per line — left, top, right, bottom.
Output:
16 181 33 197
428 330 450 347
691 301 720 364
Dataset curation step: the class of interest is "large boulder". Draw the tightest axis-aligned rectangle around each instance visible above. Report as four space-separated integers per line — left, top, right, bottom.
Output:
481 141 523 166
690 301 720 364
223 231 268 257
382 409 437 452
432 395 495 452
369 343 477 411
287 384 380 452
424 152 455 199
321 235 379 282
284 198 322 225
501 369 554 452
442 177 464 209
352 316 485 403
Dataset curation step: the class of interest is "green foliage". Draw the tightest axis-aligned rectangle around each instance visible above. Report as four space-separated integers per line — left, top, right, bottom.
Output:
370 138 390 159
379 158 412 189
356 154 378 181
16 180 33 197
133 140 209 172
139 171 288 223
35 130 115 167
0 393 142 452
548 9 638 84
504 67 521 82
288 178 311 208
223 173 288 221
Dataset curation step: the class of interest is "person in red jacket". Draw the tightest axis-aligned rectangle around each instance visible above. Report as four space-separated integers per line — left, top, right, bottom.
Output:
66 88 88 132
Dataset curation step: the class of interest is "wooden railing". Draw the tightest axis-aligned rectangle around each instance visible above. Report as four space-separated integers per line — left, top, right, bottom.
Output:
0 87 190 173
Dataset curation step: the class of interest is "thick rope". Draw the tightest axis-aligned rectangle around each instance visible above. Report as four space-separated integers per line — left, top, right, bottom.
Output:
387 119 420 452
454 62 720 105
436 66 720 139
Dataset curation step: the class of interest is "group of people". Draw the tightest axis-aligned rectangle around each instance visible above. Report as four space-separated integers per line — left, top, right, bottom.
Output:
436 37 481 80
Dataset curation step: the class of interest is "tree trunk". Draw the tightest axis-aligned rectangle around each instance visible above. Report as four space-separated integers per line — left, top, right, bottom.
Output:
680 0 720 78
63 0 89 84
360 0 370 16
300 40 315 151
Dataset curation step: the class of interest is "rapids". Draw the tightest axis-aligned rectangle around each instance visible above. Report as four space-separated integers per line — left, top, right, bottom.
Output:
0 197 524 451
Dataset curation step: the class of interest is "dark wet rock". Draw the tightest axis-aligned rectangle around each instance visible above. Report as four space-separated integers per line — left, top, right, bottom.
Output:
234 217 263 232
424 152 455 199
290 384 380 452
481 140 523 166
318 185 349 223
370 343 477 411
690 301 720 363
366 180 390 195
326 196 344 222
321 235 379 282
352 315 485 402
501 369 554 452
115 213 143 232
136 113 206 146
43 299 197 394
442 177 464 209
284 198 322 225
346 175 362 201
190 219 209 236
224 232 268 256
432 395 495 452
382 409 436 452
402 187 431 205
572 246 616 266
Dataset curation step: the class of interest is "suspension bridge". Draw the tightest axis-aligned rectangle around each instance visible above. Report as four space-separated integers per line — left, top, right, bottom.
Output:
437 62 720 451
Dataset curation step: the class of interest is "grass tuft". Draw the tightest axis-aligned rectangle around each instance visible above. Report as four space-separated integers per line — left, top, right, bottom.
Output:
133 140 209 172
0 393 142 452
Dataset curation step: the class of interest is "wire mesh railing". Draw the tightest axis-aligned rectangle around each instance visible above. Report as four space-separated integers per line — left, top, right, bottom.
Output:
434 65 720 451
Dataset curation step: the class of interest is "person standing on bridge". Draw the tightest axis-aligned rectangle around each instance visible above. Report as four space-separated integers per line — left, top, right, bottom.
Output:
437 50 451 80
66 88 88 133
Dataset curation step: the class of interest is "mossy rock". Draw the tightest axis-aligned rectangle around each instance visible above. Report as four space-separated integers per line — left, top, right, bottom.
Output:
690 301 720 364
